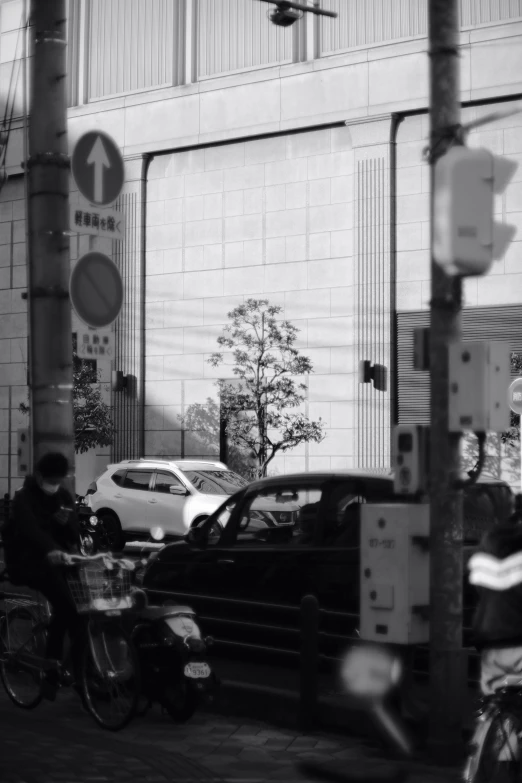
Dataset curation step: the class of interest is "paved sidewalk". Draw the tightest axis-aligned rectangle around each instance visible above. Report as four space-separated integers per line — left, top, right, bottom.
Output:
0 688 463 783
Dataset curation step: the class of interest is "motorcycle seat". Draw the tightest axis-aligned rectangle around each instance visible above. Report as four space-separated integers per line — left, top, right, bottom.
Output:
138 605 195 621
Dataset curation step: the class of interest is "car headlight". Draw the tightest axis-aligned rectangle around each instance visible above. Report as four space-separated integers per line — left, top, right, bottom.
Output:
89 515 98 526
165 615 202 641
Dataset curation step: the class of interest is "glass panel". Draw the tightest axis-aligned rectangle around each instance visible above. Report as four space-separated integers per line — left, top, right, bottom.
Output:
239 484 323 544
122 470 152 490
154 471 184 494
110 470 126 486
208 500 237 544
181 469 247 495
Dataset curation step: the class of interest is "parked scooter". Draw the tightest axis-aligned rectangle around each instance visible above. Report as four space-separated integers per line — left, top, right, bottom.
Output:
128 527 219 722
75 495 110 556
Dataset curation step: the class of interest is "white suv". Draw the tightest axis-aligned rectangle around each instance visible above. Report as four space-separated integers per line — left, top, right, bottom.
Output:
87 459 248 550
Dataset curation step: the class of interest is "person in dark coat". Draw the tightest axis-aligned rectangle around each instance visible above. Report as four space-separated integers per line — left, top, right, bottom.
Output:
468 495 522 778
2 452 88 700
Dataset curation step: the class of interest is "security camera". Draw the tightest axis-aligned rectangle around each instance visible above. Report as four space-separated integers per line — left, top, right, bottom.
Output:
258 0 337 28
270 5 301 26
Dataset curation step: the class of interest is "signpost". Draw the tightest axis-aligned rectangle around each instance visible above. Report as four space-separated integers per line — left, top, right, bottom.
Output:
69 203 126 240
71 131 124 207
77 329 114 359
508 377 522 492
70 251 123 329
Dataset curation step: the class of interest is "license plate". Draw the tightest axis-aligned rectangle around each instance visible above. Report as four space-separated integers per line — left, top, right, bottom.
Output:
184 662 211 679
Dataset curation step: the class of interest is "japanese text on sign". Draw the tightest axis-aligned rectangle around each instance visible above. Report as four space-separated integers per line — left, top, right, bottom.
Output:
78 331 113 358
69 204 125 240
369 539 396 549
74 209 117 232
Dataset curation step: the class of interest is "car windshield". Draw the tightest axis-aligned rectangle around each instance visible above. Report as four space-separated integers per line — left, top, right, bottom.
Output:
181 469 248 495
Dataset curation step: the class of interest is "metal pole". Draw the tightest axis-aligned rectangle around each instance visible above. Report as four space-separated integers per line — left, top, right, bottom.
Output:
27 0 75 493
299 594 319 731
428 0 465 760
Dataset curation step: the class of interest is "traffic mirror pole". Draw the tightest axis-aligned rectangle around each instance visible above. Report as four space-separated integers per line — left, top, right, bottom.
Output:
427 0 465 760
27 0 76 492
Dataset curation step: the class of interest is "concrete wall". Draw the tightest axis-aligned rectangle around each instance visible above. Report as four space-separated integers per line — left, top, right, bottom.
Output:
144 125 363 474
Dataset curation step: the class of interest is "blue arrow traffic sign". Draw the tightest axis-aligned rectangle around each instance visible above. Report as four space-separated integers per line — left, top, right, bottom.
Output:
71 131 124 207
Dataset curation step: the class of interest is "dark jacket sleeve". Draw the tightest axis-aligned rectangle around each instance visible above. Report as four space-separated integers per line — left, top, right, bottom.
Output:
11 491 59 558
60 489 80 553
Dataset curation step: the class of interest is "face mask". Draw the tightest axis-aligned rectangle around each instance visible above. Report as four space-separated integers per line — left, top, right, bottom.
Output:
41 482 60 495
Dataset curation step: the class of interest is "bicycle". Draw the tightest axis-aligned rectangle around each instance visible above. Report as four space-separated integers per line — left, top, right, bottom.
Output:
0 552 142 731
464 673 522 783
296 641 522 783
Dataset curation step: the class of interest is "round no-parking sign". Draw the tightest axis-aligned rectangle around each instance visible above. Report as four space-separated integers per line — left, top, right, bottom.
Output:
70 252 123 329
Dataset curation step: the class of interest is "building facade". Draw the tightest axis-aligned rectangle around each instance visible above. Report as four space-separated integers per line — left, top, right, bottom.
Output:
1 0 522 494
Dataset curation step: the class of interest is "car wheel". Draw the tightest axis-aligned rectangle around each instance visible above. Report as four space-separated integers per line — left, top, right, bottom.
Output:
99 512 125 552
191 516 209 528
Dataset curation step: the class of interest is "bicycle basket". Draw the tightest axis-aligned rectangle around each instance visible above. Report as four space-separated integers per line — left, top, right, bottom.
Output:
67 561 133 613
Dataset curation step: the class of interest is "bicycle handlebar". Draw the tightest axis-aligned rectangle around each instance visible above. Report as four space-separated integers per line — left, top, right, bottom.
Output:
64 552 135 571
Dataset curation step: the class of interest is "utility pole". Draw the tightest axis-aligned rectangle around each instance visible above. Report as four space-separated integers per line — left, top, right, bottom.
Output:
27 0 75 491
428 0 465 760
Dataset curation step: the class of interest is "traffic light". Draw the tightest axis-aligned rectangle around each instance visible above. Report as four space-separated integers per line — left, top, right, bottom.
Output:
433 146 518 276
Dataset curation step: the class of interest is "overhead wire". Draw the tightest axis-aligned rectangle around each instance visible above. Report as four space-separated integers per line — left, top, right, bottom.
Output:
0 8 29 175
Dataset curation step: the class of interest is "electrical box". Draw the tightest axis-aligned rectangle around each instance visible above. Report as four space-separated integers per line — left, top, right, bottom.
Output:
448 340 510 433
360 504 430 645
17 429 30 475
392 425 430 496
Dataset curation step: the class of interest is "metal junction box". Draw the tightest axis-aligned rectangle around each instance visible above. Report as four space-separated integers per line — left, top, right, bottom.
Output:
360 504 430 645
448 340 510 433
392 425 430 496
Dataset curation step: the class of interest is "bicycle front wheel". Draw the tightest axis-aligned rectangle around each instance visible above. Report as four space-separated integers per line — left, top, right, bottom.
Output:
465 708 522 783
81 621 140 731
0 607 45 709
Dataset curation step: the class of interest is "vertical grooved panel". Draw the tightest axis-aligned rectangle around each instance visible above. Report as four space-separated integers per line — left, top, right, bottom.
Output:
397 307 522 425
355 155 390 471
88 0 177 101
319 0 522 55
197 0 293 78
67 0 79 106
112 190 142 461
